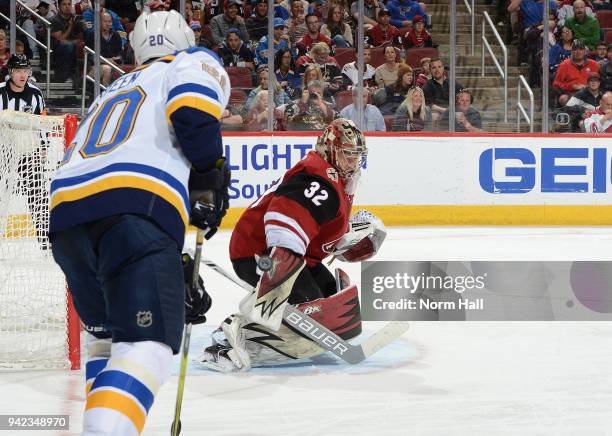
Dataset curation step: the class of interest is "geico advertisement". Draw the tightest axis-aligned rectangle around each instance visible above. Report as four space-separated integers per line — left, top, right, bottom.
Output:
223 135 612 207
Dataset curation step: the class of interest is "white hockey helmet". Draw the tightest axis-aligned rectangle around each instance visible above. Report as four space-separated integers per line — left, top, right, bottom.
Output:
129 10 195 65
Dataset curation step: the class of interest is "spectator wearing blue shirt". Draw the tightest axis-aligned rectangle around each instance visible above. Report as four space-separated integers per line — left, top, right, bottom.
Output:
549 25 574 73
82 0 127 47
255 17 289 66
275 47 301 98
339 87 386 131
507 0 557 29
386 0 429 29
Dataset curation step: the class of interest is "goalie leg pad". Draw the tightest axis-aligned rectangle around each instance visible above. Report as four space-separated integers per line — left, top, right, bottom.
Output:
239 247 305 331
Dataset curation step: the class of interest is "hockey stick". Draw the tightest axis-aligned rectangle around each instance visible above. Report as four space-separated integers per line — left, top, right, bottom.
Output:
171 229 205 436
200 257 409 364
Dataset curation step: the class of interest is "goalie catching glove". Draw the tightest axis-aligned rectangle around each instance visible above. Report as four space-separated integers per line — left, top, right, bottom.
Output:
182 253 212 325
189 158 231 239
333 210 387 262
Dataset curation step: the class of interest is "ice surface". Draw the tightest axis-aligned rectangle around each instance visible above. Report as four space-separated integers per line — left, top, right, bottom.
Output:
2 227 612 435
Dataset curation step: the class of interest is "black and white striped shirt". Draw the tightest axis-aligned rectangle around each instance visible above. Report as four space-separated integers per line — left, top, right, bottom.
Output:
0 81 46 114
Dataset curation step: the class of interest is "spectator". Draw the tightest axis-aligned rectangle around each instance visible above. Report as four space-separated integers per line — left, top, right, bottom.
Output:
402 15 433 48
280 0 309 15
373 62 415 114
415 56 432 87
280 79 335 130
375 46 400 87
245 67 291 111
549 25 575 73
601 44 612 91
82 0 126 47
210 0 250 47
255 18 289 66
85 12 122 87
220 28 256 70
275 47 301 98
295 13 333 56
552 39 599 105
583 91 612 132
366 8 401 47
438 89 483 132
285 0 308 45
566 72 603 111
295 63 334 103
341 46 376 88
592 41 609 66
274 0 290 20
565 0 601 49
557 0 596 26
296 41 343 94
16 1 40 59
350 0 382 30
246 0 269 42
507 0 557 64
246 89 270 131
320 5 353 48
422 58 464 121
189 21 206 47
392 85 431 131
49 0 83 83
592 0 612 10
386 0 428 30
220 107 245 130
339 86 386 131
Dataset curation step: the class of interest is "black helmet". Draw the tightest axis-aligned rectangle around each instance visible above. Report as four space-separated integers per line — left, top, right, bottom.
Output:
7 54 31 70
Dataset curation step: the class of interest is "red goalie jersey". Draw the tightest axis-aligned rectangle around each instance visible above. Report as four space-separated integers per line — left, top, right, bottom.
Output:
230 151 353 267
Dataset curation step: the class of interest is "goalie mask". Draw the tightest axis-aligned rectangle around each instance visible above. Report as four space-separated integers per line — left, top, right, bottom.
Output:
316 118 367 179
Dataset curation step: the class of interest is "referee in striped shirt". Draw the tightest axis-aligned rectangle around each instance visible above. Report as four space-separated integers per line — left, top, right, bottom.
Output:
1 55 49 248
0 55 46 114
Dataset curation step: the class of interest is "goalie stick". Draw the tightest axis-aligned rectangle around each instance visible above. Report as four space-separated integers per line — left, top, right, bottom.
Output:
200 257 409 364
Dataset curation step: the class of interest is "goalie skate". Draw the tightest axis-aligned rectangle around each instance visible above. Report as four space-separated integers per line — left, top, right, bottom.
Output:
200 343 240 373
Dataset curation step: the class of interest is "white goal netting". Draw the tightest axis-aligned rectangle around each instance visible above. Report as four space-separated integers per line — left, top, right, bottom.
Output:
0 111 79 370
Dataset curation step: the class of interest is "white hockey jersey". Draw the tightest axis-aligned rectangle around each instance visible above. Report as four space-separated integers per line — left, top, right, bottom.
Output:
49 47 230 246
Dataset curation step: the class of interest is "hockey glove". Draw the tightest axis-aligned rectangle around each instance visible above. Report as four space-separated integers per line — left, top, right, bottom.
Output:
182 253 212 325
333 210 387 262
188 158 231 239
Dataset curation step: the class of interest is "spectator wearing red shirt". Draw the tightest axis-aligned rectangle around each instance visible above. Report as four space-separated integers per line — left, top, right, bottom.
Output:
402 15 433 49
366 9 401 48
583 91 612 133
295 13 332 57
553 39 600 106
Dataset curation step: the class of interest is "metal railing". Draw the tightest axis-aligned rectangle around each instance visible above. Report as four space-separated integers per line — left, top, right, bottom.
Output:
462 0 475 56
517 74 534 132
1 0 52 99
81 47 126 116
481 10 507 122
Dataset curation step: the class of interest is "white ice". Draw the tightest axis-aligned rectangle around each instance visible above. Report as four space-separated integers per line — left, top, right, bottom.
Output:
2 227 612 436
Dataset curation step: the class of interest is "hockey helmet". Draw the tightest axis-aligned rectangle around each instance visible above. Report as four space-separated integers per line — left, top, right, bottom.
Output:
315 118 367 179
129 10 195 65
7 54 31 71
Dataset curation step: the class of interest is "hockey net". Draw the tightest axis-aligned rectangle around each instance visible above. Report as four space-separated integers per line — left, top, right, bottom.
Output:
0 111 80 370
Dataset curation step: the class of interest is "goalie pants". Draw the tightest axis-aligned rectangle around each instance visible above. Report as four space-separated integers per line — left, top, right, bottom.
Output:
50 214 185 354
232 256 337 303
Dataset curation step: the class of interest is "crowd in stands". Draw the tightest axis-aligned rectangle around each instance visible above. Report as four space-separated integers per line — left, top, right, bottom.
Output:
1 0 611 133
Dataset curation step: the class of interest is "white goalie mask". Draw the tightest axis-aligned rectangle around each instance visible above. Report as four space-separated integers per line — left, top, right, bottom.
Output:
129 10 195 65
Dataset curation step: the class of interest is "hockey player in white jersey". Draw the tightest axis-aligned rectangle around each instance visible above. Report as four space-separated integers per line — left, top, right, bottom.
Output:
49 10 230 436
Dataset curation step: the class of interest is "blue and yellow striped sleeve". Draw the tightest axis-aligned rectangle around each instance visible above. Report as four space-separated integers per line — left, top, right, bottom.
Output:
165 83 223 122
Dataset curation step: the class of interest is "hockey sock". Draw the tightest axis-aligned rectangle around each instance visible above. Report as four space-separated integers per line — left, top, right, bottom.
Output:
84 333 111 395
83 341 172 436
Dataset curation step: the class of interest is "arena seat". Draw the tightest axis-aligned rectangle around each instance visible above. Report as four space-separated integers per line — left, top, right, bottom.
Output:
405 47 439 68
226 66 253 88
596 10 612 29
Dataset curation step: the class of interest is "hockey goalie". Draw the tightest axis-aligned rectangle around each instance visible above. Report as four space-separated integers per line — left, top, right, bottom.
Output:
201 118 387 371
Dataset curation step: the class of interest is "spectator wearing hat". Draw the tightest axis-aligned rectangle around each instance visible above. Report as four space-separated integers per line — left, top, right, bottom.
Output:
341 46 376 88
402 15 433 49
320 4 353 48
565 0 600 49
82 0 126 47
566 72 603 111
415 56 432 87
210 0 250 47
350 0 382 30
366 9 401 48
246 0 269 42
285 0 308 45
339 87 386 131
295 13 332 56
220 27 256 70
553 39 600 106
601 44 612 91
188 21 203 47
386 0 429 31
255 17 289 66
375 46 400 87
584 91 612 133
